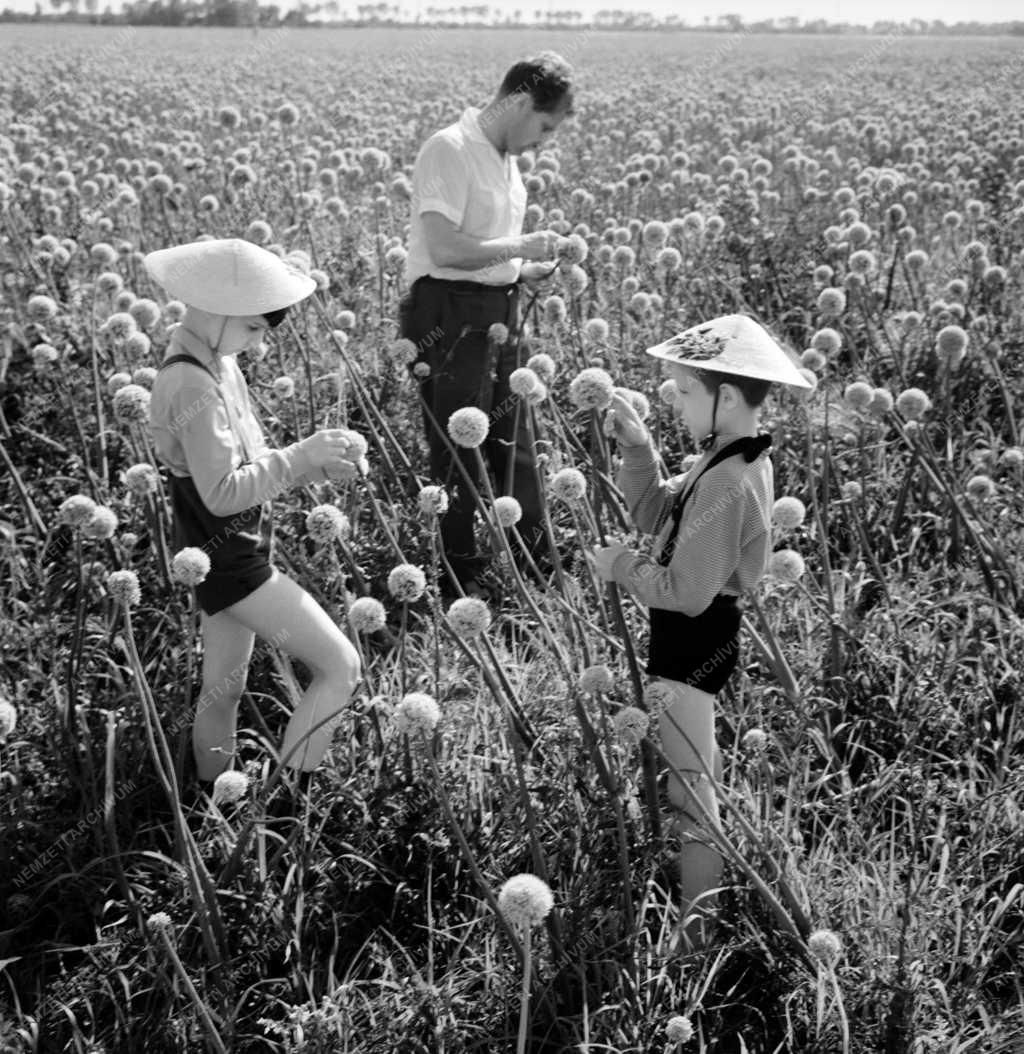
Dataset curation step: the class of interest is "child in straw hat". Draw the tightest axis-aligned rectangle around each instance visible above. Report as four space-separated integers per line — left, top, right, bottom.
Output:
145 238 361 784
591 313 811 950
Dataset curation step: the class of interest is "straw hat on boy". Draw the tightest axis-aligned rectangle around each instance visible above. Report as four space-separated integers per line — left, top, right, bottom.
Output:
143 238 316 316
646 313 812 389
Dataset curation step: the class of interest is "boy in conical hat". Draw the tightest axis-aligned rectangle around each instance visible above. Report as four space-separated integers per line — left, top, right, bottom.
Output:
591 313 811 950
145 237 362 785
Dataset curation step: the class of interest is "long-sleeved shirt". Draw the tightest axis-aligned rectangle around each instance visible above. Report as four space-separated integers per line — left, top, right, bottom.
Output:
149 325 325 518
610 433 774 617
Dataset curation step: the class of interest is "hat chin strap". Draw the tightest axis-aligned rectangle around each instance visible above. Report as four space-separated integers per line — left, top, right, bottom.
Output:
698 385 721 452
212 316 229 356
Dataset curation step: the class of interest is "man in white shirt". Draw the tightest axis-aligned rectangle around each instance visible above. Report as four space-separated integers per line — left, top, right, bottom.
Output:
400 51 574 598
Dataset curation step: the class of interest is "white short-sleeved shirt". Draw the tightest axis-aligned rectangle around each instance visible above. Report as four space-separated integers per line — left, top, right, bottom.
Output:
405 107 528 287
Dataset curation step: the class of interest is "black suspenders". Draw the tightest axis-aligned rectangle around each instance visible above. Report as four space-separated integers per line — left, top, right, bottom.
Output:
159 352 218 381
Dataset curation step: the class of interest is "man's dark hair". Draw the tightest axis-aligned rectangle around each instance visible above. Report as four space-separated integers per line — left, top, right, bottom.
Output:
693 368 772 408
498 51 574 114
262 306 289 329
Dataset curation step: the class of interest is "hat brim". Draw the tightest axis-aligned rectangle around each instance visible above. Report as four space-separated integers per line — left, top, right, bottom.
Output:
646 335 813 390
144 242 317 316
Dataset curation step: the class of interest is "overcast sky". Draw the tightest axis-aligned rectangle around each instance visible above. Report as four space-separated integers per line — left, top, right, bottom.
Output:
5 0 1020 22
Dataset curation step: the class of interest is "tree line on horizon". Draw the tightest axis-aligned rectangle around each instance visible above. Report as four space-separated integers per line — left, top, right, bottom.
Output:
3 0 1023 34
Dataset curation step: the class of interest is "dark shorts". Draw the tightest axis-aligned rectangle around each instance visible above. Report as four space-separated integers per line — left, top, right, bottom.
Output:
168 473 274 616
647 595 742 695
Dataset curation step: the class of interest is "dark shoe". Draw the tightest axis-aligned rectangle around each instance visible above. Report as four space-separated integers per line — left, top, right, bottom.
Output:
463 578 494 603
253 767 312 826
440 570 495 605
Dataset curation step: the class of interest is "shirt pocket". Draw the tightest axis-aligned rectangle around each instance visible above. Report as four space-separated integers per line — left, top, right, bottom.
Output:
469 187 511 237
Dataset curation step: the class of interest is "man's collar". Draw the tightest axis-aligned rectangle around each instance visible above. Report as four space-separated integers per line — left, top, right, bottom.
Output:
459 107 488 143
461 106 509 158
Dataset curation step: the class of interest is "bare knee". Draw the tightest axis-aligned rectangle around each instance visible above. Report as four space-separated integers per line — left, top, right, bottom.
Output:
317 634 361 693
667 771 697 814
667 770 715 820
341 635 361 688
196 676 246 719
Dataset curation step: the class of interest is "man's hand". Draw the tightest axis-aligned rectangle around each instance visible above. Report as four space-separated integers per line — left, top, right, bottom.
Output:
518 229 561 261
589 542 631 582
520 261 558 294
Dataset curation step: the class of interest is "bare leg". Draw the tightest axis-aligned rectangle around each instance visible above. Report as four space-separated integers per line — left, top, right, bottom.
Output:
194 609 256 781
224 569 361 773
657 678 724 950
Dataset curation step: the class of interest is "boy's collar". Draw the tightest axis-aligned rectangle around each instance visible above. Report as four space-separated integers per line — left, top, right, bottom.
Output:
701 430 772 461
703 429 755 449
172 324 224 378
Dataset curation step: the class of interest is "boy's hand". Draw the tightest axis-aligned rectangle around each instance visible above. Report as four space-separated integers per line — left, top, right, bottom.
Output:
323 459 359 482
300 429 355 470
604 392 650 446
304 428 369 480
589 542 631 581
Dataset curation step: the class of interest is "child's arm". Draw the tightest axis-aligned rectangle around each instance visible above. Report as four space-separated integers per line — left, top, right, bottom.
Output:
606 392 673 533
243 387 332 485
610 472 753 616
172 383 341 517
616 438 672 534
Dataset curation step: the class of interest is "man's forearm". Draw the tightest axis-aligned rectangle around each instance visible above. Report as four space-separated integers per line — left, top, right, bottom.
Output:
432 230 523 270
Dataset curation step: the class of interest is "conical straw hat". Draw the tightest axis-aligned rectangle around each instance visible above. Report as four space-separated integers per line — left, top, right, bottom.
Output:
646 314 812 389
143 238 316 315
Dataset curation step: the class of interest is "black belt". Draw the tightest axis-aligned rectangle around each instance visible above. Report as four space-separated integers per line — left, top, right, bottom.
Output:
416 275 519 296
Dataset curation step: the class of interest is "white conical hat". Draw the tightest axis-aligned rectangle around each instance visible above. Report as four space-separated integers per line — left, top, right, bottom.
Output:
143 238 316 315
646 314 812 389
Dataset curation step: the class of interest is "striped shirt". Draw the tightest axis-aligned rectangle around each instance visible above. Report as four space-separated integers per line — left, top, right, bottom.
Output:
610 435 774 616
149 326 325 517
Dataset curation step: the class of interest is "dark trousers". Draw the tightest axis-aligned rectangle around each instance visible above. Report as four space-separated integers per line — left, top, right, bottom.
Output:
399 275 548 587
